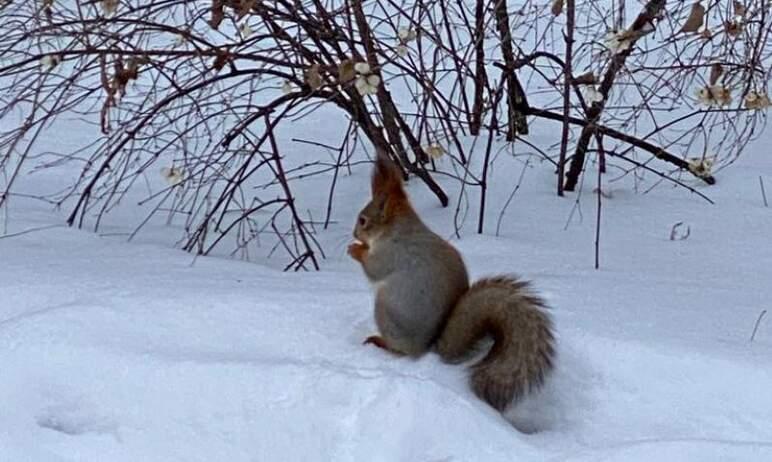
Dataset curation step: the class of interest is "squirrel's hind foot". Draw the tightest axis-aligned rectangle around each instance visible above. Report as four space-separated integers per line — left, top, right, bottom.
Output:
363 335 405 356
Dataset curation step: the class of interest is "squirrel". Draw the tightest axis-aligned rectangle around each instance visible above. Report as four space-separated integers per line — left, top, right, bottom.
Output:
347 155 555 412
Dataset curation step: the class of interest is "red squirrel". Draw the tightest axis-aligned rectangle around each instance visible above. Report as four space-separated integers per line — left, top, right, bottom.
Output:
348 155 555 411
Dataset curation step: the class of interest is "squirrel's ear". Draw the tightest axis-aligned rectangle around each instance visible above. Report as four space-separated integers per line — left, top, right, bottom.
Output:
371 152 411 220
371 151 404 199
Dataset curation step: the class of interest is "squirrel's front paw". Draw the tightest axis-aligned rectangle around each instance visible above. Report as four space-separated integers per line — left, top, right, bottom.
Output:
347 240 368 262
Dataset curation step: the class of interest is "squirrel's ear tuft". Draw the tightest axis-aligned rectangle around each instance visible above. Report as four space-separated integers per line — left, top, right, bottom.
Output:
371 151 404 198
371 151 411 220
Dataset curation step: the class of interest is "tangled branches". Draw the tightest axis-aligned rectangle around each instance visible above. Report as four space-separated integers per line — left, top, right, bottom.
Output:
0 0 770 268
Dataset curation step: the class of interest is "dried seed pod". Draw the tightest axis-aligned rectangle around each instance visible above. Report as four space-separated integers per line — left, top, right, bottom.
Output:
337 59 356 83
304 64 323 90
209 0 224 30
212 49 232 71
101 0 118 15
573 72 596 85
680 2 705 33
709 63 723 85
733 0 746 17
724 20 743 37
236 0 256 19
551 0 564 16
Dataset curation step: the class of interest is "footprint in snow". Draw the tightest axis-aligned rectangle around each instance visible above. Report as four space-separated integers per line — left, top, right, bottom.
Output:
36 401 120 440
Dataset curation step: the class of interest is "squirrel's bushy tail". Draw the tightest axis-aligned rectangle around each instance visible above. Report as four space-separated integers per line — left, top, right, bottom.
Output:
436 276 555 411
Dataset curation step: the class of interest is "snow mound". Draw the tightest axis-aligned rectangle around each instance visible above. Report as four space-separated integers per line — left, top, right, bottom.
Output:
2 218 772 461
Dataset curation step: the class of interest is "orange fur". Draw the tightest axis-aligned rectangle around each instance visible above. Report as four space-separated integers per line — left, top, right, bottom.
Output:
371 155 414 222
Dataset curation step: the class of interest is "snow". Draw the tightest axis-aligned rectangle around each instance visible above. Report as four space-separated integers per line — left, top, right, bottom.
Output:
2 116 772 461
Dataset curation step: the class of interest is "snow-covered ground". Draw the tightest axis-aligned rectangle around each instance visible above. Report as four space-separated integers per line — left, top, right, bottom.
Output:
2 122 772 461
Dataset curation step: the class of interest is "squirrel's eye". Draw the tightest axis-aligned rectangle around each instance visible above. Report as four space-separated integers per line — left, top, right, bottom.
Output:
358 216 368 227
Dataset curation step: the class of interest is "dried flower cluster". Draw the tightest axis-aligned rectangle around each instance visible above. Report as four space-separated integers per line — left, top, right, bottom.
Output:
239 22 253 38
40 54 61 71
603 30 633 54
696 85 732 107
352 62 380 96
744 91 771 110
582 85 603 104
687 157 714 179
101 0 118 16
160 167 184 186
423 143 445 160
396 27 417 57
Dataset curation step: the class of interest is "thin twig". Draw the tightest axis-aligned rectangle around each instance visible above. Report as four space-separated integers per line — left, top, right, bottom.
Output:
750 310 768 342
495 157 531 237
0 224 65 240
594 147 603 270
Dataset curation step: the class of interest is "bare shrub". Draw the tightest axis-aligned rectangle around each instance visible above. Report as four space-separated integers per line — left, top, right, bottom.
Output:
1 1 769 268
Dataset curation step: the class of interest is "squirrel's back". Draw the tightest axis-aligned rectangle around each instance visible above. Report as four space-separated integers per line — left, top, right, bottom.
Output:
372 223 469 355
